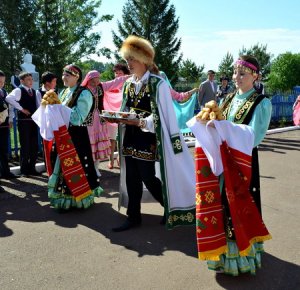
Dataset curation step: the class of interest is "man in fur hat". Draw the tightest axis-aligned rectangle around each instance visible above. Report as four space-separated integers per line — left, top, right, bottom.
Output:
111 35 195 232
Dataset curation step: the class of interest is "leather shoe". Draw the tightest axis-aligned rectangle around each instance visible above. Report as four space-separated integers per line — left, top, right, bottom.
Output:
112 220 141 232
1 173 20 179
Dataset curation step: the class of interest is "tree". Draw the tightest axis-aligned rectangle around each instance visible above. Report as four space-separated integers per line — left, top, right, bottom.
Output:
0 0 113 82
33 0 113 79
239 43 273 77
77 60 114 81
0 0 38 76
99 63 115 81
178 59 204 83
267 52 300 92
112 0 182 84
77 59 106 76
218 52 234 79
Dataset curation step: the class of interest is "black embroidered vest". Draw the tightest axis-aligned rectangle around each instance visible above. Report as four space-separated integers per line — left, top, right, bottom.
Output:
220 92 266 125
122 80 157 161
82 84 104 126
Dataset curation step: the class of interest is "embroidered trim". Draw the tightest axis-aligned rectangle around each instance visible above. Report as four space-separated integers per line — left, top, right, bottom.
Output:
128 83 150 107
171 134 183 154
122 147 157 160
234 93 259 123
138 118 147 129
167 211 195 226
221 92 261 124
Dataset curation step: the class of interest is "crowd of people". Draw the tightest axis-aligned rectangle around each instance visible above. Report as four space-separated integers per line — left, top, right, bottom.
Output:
3 34 298 276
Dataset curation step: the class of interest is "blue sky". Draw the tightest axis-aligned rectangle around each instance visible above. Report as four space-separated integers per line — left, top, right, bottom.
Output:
94 0 300 70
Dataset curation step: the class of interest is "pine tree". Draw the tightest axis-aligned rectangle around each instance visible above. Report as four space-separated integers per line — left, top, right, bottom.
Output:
218 52 234 80
179 59 204 83
239 43 273 76
112 0 182 84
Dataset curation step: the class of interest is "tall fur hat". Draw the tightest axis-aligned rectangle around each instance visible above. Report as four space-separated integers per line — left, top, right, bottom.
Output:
120 35 155 66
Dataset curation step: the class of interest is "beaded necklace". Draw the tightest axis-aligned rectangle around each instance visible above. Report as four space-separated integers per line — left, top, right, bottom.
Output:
60 88 70 104
128 83 150 107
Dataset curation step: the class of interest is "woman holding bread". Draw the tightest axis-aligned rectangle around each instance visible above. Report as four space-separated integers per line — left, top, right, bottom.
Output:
45 65 103 210
189 55 272 276
206 55 272 275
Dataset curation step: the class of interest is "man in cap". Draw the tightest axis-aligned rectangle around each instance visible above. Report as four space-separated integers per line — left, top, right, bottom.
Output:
111 35 195 232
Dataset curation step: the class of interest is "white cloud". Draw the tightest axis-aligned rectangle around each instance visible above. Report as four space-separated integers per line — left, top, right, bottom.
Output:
180 28 300 71
90 27 300 73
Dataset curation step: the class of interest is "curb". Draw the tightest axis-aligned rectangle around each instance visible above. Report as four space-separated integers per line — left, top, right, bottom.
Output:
266 125 299 135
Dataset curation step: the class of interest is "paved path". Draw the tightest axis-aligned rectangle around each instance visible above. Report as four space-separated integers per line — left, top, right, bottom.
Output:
0 129 299 290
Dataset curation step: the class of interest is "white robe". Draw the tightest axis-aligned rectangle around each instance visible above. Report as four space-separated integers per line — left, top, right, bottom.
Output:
119 73 196 228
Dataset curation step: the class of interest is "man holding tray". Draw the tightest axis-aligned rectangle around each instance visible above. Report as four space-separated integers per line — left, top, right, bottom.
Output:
105 35 195 232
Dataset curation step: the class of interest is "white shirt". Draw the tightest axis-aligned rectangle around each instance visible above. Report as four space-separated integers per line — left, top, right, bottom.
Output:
210 81 215 92
132 71 150 94
6 85 41 111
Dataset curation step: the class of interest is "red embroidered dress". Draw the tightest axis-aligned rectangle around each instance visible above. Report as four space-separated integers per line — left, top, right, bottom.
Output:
188 110 272 276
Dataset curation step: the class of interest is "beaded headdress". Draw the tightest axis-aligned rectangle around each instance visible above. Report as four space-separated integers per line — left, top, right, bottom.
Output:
234 60 258 75
63 65 81 78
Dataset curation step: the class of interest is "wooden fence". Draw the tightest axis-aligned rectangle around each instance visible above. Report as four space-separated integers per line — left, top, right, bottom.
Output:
270 92 297 122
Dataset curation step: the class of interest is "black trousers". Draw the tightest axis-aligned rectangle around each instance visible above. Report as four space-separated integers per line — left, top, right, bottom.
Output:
18 120 38 174
125 156 164 223
0 127 10 177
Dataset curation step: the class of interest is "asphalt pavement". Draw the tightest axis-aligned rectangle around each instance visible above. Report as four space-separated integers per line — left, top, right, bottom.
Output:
0 129 299 290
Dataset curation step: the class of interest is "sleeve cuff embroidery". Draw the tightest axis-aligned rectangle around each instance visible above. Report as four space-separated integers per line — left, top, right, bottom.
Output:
171 134 183 154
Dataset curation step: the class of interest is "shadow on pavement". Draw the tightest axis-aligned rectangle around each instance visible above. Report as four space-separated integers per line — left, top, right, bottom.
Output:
215 252 300 290
0 169 197 259
259 136 300 153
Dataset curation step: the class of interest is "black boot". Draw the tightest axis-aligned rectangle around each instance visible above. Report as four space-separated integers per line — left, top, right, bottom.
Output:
112 219 141 232
160 212 166 225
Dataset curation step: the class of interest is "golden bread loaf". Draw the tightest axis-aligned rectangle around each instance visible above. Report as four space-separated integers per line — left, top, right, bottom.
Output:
196 100 225 121
41 90 61 106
